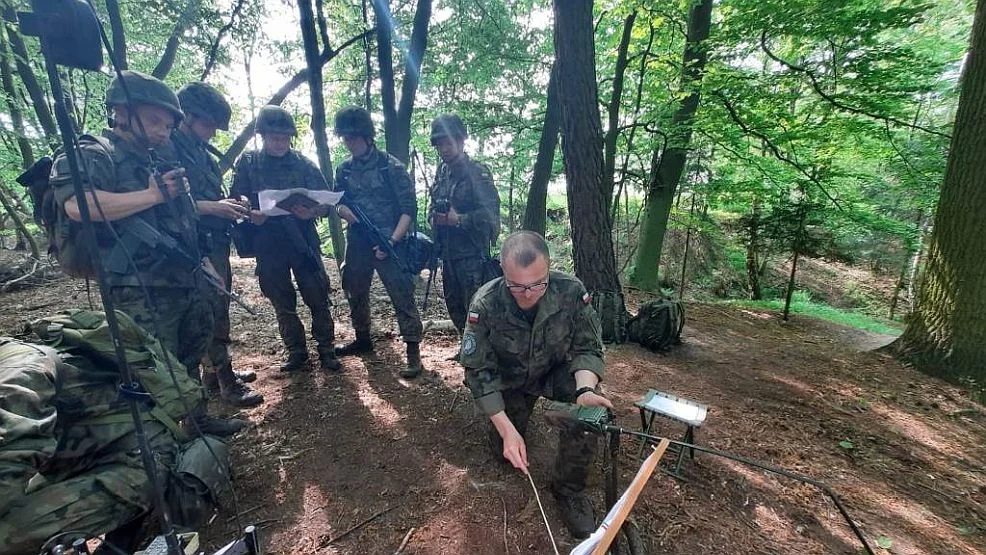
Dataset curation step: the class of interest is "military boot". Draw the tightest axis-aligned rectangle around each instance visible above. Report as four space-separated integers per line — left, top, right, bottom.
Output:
278 351 309 373
202 371 221 396
334 332 373 357
399 341 423 379
551 487 595 539
183 403 249 438
218 370 264 407
318 347 341 372
234 369 257 383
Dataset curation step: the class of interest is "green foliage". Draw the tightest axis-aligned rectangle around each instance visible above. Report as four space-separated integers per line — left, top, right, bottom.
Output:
724 290 904 334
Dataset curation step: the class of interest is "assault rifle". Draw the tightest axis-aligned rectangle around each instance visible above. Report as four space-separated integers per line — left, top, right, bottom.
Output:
345 200 409 273
116 217 259 316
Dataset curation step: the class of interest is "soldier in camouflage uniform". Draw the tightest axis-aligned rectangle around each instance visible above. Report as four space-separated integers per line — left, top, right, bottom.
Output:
230 105 340 373
51 70 244 437
332 106 424 378
174 82 262 407
428 114 501 334
460 231 613 539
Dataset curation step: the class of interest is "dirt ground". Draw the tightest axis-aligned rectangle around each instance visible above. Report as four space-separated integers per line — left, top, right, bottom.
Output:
2 254 985 555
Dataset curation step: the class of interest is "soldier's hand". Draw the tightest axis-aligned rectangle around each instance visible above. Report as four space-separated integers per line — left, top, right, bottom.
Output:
203 199 250 221
372 244 389 260
249 210 268 225
502 428 529 473
149 168 188 202
337 204 357 224
576 390 614 410
445 207 460 226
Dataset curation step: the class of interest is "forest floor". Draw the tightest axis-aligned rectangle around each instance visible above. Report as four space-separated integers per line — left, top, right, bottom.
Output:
1 252 985 555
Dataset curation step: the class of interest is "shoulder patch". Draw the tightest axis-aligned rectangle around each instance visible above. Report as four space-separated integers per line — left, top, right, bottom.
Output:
467 311 480 324
582 292 592 305
461 332 477 356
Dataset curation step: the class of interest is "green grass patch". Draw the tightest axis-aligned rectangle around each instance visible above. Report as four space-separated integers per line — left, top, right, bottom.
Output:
722 290 903 335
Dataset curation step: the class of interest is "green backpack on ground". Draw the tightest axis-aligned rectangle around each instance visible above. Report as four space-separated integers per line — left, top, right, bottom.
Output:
627 298 686 352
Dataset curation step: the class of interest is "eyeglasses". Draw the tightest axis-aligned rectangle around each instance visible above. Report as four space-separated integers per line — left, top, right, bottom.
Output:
506 281 548 294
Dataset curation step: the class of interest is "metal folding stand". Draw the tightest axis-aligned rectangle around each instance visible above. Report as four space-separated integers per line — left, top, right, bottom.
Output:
634 390 708 477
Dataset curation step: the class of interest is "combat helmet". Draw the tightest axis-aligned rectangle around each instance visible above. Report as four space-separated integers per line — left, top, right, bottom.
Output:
255 105 297 136
430 114 467 144
105 70 183 124
177 82 232 130
333 106 375 139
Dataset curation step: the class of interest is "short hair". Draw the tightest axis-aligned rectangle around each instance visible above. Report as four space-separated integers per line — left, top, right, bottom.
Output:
501 231 550 268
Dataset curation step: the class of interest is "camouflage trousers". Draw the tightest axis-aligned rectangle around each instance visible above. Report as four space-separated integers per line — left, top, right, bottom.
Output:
256 247 335 356
341 232 422 342
442 256 491 333
204 237 234 374
109 280 213 383
486 367 597 496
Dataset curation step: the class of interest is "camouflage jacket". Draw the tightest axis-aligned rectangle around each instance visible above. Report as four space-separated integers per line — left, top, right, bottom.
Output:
171 128 228 242
430 154 500 261
335 147 416 239
229 149 328 256
50 129 198 288
460 271 605 415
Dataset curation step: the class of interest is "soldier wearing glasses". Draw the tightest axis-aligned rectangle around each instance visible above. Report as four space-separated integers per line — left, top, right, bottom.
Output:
459 231 613 539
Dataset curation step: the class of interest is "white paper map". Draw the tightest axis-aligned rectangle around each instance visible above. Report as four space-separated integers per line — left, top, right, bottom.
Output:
257 188 343 216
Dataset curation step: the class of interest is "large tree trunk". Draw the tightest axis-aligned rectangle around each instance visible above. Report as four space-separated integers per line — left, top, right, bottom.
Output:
298 0 345 264
0 30 34 169
522 62 560 236
630 0 713 291
0 181 39 259
894 0 986 384
2 7 56 142
553 0 627 343
372 0 432 165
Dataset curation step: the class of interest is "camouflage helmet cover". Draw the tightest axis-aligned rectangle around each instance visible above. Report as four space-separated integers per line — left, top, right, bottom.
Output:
177 82 232 130
255 105 297 136
430 113 467 144
333 105 375 139
105 70 184 124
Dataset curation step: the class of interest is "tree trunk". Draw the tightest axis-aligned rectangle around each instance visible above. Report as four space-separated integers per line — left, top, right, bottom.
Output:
894 0 986 384
602 11 635 214
362 0 374 111
2 7 56 142
372 0 432 164
152 0 201 79
104 0 128 70
782 251 799 322
0 30 34 169
523 62 560 236
298 0 346 264
553 0 627 343
0 181 39 259
907 212 931 312
746 198 763 300
219 30 372 174
629 0 713 291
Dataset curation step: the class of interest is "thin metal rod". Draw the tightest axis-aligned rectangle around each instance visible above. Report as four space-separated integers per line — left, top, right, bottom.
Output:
603 425 876 555
526 472 560 555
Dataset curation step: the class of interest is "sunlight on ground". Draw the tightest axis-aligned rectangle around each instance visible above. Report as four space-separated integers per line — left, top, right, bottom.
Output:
870 403 954 455
858 487 981 555
740 309 773 320
343 366 406 433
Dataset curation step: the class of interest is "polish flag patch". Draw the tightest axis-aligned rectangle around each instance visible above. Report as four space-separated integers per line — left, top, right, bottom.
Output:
582 292 592 305
468 311 480 324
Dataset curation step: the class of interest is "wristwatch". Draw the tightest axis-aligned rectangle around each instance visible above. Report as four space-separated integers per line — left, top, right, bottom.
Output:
575 386 597 400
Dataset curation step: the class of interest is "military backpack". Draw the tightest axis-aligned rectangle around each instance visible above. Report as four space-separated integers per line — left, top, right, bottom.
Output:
627 298 685 352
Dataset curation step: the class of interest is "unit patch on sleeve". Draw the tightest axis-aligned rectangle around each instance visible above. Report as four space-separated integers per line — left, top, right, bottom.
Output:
467 311 480 324
582 292 592 305
461 332 477 356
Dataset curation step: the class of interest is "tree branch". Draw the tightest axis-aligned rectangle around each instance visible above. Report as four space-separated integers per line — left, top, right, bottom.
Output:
712 90 844 210
1 9 56 142
315 0 331 52
200 0 247 81
105 0 128 69
760 31 950 140
152 0 201 79
219 30 373 174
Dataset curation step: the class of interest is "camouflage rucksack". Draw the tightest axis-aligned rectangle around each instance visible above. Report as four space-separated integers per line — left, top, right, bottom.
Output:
627 298 685 352
17 135 115 278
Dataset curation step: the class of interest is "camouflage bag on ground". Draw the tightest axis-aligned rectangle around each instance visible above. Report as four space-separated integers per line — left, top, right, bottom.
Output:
627 298 685 352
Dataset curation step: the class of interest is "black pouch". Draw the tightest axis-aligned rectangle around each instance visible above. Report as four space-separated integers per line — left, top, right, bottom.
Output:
230 222 257 258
